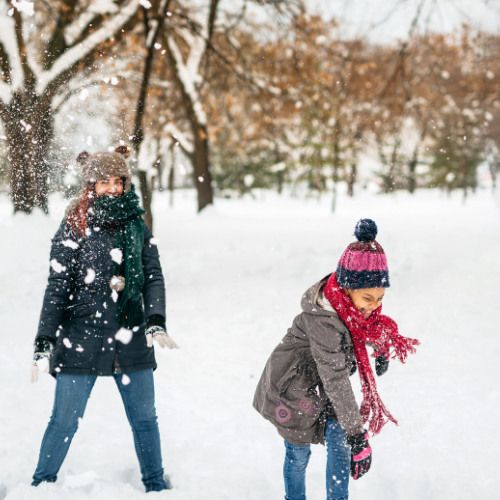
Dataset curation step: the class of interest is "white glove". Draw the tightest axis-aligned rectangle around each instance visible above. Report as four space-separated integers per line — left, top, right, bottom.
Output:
31 336 56 383
146 326 179 349
31 354 50 384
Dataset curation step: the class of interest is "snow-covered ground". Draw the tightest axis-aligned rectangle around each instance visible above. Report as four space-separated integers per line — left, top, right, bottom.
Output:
0 186 499 500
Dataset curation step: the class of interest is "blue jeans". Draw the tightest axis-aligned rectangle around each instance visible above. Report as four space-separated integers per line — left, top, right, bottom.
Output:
283 418 350 500
32 369 167 492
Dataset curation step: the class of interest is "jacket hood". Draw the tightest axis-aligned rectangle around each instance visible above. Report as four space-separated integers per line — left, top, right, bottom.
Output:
300 274 339 318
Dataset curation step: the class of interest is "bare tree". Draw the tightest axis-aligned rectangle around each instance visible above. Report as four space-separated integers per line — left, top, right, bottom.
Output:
130 0 172 229
0 0 141 213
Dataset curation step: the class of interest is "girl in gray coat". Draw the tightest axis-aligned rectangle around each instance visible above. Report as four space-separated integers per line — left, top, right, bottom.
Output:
253 219 418 500
31 146 179 492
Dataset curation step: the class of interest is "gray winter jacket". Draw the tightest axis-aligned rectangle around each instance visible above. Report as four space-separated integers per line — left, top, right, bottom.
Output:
253 275 364 446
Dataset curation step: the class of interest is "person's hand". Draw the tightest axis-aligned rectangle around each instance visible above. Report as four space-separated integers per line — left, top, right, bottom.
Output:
347 430 372 480
31 336 56 383
145 326 179 349
375 352 389 376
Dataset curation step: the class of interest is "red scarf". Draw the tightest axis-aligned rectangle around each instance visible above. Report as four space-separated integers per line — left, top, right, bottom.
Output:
323 273 419 435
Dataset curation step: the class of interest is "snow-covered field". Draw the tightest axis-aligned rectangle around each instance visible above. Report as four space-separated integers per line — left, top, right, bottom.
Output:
0 186 499 500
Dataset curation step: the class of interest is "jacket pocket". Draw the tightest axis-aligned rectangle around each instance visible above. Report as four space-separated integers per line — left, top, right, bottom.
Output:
62 317 102 340
64 302 95 320
277 353 301 397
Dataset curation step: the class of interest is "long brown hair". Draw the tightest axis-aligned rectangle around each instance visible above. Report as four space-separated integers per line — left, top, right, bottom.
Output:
66 184 96 237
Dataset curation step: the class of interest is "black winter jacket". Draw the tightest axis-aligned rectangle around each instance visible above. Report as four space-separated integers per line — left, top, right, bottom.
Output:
35 218 166 376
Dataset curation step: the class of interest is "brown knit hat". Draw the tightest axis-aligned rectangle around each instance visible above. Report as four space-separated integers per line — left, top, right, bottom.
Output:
76 145 132 192
65 145 133 219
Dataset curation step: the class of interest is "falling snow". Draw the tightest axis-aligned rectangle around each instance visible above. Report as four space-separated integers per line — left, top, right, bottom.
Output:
50 259 67 273
115 327 133 345
110 248 123 265
84 268 96 284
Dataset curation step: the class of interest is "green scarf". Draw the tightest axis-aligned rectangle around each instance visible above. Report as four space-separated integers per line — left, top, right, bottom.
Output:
91 184 146 328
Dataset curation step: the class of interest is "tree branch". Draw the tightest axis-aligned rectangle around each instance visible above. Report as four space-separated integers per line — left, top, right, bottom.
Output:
379 0 428 99
131 0 173 153
0 41 12 90
10 2 36 89
52 79 102 114
35 0 141 96
161 16 280 97
43 0 79 70
164 122 194 158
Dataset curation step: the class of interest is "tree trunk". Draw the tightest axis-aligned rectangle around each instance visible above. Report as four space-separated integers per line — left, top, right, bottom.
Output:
347 161 357 197
192 124 213 212
408 149 418 194
137 170 153 229
131 0 173 231
383 138 400 194
277 171 284 194
462 159 468 204
168 145 175 207
3 93 53 214
488 161 496 192
408 159 416 193
331 122 341 213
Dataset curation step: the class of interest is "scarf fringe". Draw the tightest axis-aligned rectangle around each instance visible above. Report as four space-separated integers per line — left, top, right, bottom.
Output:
323 273 419 435
117 293 145 330
361 391 398 435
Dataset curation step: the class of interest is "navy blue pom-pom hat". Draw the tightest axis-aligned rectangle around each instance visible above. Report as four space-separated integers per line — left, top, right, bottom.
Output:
336 219 390 289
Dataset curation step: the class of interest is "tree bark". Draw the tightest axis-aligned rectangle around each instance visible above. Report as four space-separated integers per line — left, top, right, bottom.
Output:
383 138 400 194
163 43 213 212
192 124 213 211
161 0 219 212
2 94 53 213
168 145 175 207
408 153 417 194
347 161 357 197
137 170 153 229
331 120 341 213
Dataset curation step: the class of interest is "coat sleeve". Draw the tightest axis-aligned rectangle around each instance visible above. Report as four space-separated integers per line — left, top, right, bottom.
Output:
142 225 166 322
305 314 364 435
36 223 79 340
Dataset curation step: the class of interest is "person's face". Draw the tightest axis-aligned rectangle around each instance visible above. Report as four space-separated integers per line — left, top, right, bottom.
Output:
346 287 386 319
95 176 124 197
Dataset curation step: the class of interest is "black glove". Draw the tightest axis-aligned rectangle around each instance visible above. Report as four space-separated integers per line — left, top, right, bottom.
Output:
375 353 389 376
350 359 357 376
347 430 372 480
33 336 56 361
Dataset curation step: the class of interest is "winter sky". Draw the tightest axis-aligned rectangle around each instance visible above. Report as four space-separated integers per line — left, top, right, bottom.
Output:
307 0 500 42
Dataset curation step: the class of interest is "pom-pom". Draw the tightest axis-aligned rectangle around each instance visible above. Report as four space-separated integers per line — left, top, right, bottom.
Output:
354 219 378 242
77 151 90 163
115 145 131 158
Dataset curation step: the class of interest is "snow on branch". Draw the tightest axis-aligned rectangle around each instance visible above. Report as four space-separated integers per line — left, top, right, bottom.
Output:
164 123 194 156
167 32 207 126
146 19 159 48
35 0 141 95
64 0 125 46
0 7 24 102
12 1 34 16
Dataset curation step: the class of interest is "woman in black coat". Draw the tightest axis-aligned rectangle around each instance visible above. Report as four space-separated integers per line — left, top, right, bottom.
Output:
31 146 178 492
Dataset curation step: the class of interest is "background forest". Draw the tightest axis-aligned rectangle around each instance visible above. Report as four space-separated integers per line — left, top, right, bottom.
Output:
0 0 499 229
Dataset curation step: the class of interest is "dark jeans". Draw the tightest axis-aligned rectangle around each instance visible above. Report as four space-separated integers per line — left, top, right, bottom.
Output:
32 369 167 492
283 418 350 500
